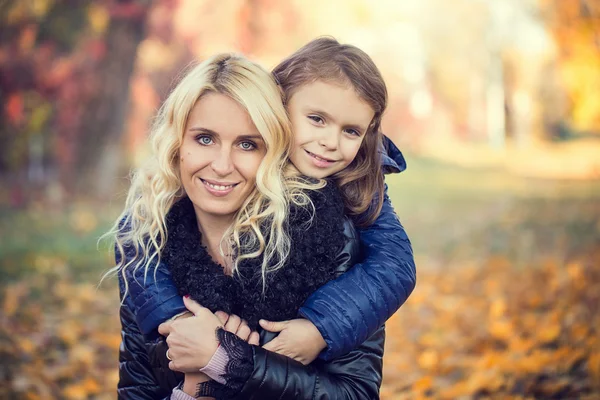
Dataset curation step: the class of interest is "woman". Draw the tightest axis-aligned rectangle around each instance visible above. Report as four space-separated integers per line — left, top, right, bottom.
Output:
113 53 385 399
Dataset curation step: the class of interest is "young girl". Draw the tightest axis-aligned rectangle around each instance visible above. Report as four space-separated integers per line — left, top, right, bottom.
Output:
130 37 415 366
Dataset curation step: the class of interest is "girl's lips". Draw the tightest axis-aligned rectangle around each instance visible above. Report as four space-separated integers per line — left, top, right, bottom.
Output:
305 150 337 168
200 178 238 197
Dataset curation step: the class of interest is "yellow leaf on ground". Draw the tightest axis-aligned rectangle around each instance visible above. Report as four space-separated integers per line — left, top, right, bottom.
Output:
418 350 439 370
489 319 513 341
537 323 561 344
413 375 433 392
63 384 87 400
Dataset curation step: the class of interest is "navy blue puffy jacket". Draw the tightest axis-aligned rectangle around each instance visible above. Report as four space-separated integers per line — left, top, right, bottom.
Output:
124 135 416 360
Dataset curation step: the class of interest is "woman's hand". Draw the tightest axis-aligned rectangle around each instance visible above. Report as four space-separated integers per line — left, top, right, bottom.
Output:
215 311 260 345
158 296 222 372
259 318 326 365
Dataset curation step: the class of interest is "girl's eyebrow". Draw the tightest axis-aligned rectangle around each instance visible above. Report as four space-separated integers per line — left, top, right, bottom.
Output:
344 123 367 134
306 107 367 134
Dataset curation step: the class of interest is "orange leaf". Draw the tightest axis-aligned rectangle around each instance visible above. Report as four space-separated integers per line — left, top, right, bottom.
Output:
418 350 439 370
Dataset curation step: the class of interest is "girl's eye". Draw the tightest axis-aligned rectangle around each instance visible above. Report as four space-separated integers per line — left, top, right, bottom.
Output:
239 141 256 151
197 135 213 145
307 115 324 124
344 128 360 137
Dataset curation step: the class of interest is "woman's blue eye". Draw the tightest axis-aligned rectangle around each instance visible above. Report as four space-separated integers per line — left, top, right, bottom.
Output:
308 115 324 124
197 135 213 145
239 141 256 150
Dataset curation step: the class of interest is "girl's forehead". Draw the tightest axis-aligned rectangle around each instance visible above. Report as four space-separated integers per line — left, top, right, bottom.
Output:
293 80 371 106
289 81 375 127
290 78 372 106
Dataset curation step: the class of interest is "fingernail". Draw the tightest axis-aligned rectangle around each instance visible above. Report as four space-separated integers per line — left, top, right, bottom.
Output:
184 294 190 298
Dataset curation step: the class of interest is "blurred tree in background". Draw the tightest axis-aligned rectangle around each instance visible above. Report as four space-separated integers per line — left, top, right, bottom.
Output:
0 0 151 203
541 0 600 137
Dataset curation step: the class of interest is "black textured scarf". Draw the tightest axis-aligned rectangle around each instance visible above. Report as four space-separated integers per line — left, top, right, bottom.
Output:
164 184 346 330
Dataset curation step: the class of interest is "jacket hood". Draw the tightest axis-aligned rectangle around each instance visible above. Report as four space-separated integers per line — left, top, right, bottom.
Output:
381 134 407 174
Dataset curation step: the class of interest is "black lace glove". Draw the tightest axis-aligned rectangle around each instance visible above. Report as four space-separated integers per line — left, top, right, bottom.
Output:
196 328 254 399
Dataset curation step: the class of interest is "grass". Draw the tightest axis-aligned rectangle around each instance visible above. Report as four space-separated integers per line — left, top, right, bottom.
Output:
384 155 600 265
0 204 118 283
1 155 599 283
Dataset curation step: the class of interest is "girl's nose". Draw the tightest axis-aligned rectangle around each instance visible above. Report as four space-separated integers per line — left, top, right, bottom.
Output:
317 128 339 150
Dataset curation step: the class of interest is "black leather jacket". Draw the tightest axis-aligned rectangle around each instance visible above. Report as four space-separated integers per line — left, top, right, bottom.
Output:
118 221 385 399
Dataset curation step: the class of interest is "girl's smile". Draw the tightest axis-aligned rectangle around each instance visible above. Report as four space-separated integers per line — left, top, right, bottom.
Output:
304 149 339 168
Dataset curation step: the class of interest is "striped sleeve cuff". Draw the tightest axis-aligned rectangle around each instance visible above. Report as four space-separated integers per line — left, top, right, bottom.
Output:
199 344 229 384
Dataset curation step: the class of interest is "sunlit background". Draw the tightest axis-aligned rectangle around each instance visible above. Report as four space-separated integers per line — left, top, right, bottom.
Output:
1 0 599 398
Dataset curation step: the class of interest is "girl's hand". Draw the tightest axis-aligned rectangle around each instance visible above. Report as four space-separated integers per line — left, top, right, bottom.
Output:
182 372 211 397
215 311 260 345
158 296 222 372
259 318 326 365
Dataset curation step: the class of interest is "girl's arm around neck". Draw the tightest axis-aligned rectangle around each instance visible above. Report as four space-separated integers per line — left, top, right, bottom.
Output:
118 248 187 340
299 183 416 360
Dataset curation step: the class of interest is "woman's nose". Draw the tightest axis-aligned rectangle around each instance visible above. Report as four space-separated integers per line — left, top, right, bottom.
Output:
210 149 235 176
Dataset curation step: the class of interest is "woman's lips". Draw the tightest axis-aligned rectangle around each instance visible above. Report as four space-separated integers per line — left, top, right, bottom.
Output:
305 150 337 168
200 178 238 197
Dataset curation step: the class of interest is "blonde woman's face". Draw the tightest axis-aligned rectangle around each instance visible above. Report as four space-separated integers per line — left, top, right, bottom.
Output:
287 80 374 178
179 92 266 221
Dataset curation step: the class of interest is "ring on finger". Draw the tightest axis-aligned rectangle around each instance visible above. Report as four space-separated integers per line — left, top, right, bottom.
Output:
166 349 172 361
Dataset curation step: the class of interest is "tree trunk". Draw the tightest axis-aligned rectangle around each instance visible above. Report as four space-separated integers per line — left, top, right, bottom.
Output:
74 2 148 198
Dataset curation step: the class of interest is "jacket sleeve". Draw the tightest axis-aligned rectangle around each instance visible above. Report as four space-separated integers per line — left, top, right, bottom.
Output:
116 238 187 339
118 295 176 399
128 263 186 339
232 326 385 400
299 184 416 360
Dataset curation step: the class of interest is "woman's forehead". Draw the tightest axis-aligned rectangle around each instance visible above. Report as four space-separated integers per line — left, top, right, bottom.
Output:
186 92 260 138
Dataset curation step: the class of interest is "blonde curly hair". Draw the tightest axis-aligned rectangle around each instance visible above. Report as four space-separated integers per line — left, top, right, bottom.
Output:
105 53 322 297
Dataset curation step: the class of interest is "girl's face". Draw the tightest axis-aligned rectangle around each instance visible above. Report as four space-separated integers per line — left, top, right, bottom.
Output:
287 80 375 179
179 92 266 221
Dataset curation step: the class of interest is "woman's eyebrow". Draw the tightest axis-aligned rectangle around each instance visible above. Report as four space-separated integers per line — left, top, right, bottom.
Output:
188 128 262 140
188 127 216 134
238 135 264 141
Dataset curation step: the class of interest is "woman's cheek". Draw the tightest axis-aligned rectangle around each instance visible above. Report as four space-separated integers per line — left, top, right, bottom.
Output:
237 152 263 179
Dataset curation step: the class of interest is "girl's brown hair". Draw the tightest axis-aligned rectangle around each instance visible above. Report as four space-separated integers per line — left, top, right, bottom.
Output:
272 37 387 227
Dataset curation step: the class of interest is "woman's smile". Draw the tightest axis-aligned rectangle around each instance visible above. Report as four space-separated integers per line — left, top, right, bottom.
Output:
200 178 239 197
